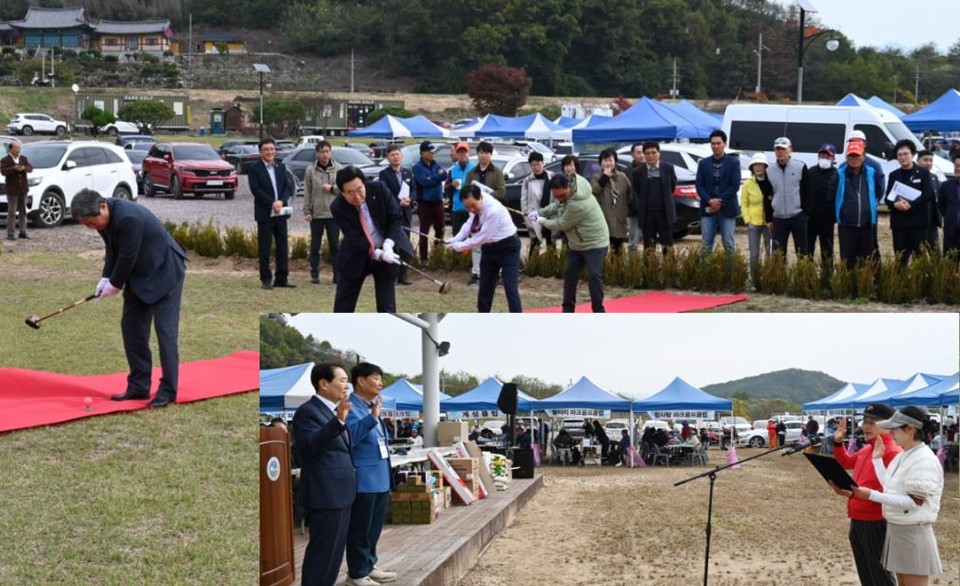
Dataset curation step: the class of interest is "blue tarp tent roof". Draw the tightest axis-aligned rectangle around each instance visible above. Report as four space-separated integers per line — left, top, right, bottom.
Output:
863 373 946 406
380 378 450 411
867 96 905 118
631 377 732 411
531 376 632 411
803 382 870 411
348 115 448 138
666 100 721 134
440 377 534 413
573 97 712 143
903 89 960 132
890 373 958 407
554 116 583 128
837 93 873 108
260 362 314 411
844 378 906 409
461 113 567 139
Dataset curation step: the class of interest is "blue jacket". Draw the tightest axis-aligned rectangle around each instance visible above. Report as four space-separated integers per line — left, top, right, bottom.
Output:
345 394 393 494
833 163 882 227
695 154 741 218
449 160 477 213
412 158 448 204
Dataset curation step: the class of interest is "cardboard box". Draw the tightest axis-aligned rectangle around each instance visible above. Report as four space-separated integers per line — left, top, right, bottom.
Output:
442 486 452 509
446 457 480 500
437 421 469 446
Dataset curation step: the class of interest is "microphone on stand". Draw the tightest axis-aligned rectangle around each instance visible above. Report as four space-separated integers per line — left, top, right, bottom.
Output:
781 438 821 456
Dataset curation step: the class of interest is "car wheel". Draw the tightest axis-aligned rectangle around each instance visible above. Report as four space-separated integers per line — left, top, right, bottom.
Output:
748 436 765 448
144 178 155 197
171 176 183 200
21 125 33 136
113 185 134 201
195 192 204 199
35 190 65 228
224 190 235 200
55 126 66 137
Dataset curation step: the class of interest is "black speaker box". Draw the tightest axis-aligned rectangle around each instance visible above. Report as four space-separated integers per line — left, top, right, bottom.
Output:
497 382 518 415
512 448 534 479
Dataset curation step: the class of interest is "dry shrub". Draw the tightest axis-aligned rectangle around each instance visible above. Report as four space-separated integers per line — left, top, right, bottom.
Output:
852 259 877 300
223 226 256 258
728 252 750 293
603 249 627 287
641 249 664 289
829 262 854 299
661 248 679 289
289 235 309 261
698 251 727 291
758 251 788 294
788 255 820 299
188 220 224 257
677 247 700 290
931 255 960 304
165 220 190 252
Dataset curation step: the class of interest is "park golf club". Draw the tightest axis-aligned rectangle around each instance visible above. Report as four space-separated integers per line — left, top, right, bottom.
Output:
402 225 447 245
25 294 97 330
399 261 452 295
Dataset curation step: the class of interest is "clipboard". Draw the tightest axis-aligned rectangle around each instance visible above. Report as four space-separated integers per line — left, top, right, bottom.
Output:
804 453 857 491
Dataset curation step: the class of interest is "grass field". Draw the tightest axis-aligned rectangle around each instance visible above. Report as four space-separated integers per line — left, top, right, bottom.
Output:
0 251 258 584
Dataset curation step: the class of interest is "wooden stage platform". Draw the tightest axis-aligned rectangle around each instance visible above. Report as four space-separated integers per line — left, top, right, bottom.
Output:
293 474 544 585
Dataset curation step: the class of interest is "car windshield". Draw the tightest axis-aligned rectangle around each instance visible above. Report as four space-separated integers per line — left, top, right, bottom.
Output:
126 150 148 164
20 144 67 168
334 148 375 166
172 145 220 160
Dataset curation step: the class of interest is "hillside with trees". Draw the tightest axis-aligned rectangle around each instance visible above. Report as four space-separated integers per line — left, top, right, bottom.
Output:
702 368 845 405
2 0 959 103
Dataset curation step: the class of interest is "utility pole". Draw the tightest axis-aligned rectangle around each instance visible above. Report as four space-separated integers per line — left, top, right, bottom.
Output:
187 12 192 74
914 62 920 102
669 58 679 98
350 47 355 93
753 32 769 94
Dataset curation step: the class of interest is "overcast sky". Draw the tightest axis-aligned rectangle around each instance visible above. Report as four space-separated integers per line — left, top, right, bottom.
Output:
773 0 956 52
284 314 958 399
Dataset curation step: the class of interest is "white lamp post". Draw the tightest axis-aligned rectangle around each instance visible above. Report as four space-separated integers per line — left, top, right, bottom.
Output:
253 63 270 141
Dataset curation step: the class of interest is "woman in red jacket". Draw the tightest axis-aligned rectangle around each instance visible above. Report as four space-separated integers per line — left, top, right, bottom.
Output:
828 403 901 586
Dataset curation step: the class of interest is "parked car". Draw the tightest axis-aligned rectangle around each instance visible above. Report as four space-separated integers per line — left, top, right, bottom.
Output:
738 420 805 448
0 135 19 150
141 142 238 200
282 145 387 183
560 417 588 440
343 142 376 159
275 140 296 155
515 140 558 163
481 420 507 435
603 419 630 442
719 416 751 447
100 120 142 136
125 149 150 195
5 113 68 137
115 134 156 148
218 139 259 158
369 139 405 160
221 144 262 173
0 140 136 228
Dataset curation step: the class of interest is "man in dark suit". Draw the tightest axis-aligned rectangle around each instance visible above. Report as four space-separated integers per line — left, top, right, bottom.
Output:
249 138 295 289
377 145 414 286
331 166 414 312
71 189 186 408
292 363 356 586
630 141 678 253
0 138 33 240
345 362 397 586
940 154 960 258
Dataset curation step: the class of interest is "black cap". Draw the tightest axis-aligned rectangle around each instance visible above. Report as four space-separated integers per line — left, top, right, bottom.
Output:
419 141 436 152
861 403 895 421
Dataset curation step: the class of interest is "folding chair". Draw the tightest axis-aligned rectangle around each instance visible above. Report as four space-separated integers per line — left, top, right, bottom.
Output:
651 444 670 466
687 444 707 466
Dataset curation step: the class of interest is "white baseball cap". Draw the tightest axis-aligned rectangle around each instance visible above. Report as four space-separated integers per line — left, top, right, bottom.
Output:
847 130 866 143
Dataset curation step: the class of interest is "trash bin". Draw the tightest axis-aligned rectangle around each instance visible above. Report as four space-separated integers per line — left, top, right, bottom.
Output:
199 126 206 137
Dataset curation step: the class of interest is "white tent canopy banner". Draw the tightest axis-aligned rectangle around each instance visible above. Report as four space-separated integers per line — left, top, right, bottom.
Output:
646 410 716 420
542 409 612 419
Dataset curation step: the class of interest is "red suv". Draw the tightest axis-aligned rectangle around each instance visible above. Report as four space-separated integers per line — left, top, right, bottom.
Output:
142 142 237 199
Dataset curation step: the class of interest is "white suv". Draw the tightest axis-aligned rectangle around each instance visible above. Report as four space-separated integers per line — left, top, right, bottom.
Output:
0 141 137 228
6 113 68 137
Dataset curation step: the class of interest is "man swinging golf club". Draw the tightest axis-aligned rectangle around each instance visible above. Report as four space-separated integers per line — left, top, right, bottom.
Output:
72 189 187 408
331 165 415 312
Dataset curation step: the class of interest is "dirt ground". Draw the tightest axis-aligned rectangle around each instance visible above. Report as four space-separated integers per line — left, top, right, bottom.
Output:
460 447 959 586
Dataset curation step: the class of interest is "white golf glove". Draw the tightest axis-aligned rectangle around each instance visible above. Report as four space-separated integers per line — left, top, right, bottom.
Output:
380 249 401 265
98 283 121 299
95 277 110 297
444 237 456 245
383 238 395 254
527 212 540 224
450 241 468 253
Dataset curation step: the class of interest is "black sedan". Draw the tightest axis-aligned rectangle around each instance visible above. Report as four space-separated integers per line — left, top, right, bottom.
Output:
281 146 387 186
221 144 262 174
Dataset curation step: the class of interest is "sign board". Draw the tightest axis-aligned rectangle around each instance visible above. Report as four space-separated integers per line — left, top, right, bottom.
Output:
543 409 612 419
646 411 715 420
445 410 504 420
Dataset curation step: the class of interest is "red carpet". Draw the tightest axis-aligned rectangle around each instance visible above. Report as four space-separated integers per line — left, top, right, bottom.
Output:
525 291 749 313
0 351 259 434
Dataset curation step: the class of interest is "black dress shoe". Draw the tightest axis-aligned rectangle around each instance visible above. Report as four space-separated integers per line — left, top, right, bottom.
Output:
398 276 412 285
274 282 297 288
261 282 273 290
149 396 175 408
311 277 320 284
111 391 150 401
6 235 14 241
18 233 29 239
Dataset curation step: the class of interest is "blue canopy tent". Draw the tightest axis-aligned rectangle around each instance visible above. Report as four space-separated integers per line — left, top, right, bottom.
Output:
903 89 960 132
556 114 612 139
380 378 450 411
260 362 315 412
862 373 946 407
554 116 583 128
631 377 732 413
890 372 959 407
844 377 906 409
836 93 873 108
348 114 448 138
455 114 514 138
466 113 567 140
867 96 905 118
802 382 870 411
572 97 711 143
440 376 535 413
532 376 633 411
664 100 721 135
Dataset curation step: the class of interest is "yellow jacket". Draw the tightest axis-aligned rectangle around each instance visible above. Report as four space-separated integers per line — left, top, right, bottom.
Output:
740 177 767 226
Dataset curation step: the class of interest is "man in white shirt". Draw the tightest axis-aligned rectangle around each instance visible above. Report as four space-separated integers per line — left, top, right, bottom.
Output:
446 184 522 312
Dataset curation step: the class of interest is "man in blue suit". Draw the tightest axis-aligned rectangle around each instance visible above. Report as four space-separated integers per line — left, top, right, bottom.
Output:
345 362 397 586
695 129 741 261
331 166 414 312
249 137 296 289
377 145 414 286
292 363 356 586
71 189 186 408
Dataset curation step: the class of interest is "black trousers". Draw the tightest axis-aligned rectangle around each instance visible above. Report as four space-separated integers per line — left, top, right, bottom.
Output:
772 213 808 255
944 231 960 258
121 273 183 401
839 225 875 269
333 259 399 312
642 211 674 252
478 235 522 313
257 217 289 285
806 216 835 262
849 519 896 586
346 492 390 580
892 227 928 266
302 506 351 586
309 218 340 278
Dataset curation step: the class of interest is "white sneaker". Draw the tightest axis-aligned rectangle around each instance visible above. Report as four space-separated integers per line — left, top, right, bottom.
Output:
368 567 397 583
345 577 380 586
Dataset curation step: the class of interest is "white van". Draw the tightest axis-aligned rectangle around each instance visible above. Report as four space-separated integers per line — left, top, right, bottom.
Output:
721 104 954 178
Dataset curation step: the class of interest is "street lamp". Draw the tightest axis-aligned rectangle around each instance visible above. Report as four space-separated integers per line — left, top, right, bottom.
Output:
253 63 270 141
795 0 840 104
71 83 79 135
